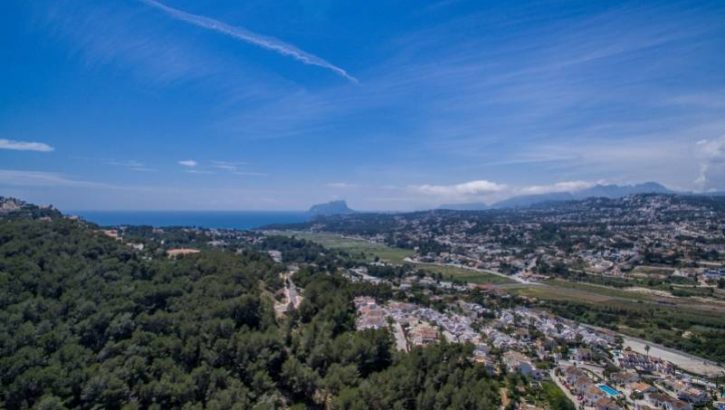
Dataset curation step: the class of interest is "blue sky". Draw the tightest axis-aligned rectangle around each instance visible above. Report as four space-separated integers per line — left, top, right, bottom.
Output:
1 0 724 210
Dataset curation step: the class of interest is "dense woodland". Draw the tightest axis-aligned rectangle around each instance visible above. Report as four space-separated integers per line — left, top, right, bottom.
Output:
0 203 510 409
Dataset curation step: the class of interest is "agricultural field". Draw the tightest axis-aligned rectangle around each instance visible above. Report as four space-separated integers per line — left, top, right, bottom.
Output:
267 230 414 264
414 263 515 285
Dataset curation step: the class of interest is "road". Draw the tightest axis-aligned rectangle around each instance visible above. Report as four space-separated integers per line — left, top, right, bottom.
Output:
549 368 585 410
392 322 408 352
274 267 303 316
284 268 302 309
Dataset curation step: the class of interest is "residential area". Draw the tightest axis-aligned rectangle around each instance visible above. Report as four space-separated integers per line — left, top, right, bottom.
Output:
354 296 724 410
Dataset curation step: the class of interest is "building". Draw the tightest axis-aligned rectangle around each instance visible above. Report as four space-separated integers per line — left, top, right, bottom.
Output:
646 393 693 410
609 370 640 385
677 387 709 405
596 397 622 410
629 382 656 394
573 347 593 362
583 385 607 406
409 323 439 346
503 351 535 376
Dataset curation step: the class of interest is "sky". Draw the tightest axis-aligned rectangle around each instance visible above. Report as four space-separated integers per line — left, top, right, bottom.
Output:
1 0 725 211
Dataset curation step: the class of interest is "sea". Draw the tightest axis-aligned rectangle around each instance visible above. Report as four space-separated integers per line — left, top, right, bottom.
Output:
71 211 311 230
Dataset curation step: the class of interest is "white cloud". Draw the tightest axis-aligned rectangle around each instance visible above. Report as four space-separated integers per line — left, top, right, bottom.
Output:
178 160 198 167
518 181 595 195
0 139 54 152
407 178 601 205
413 180 507 197
694 135 725 191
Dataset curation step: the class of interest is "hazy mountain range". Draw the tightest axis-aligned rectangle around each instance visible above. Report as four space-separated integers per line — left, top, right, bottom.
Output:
440 182 672 210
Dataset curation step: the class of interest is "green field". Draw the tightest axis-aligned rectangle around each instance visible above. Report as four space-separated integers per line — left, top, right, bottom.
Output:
513 279 725 313
414 263 515 285
267 230 414 264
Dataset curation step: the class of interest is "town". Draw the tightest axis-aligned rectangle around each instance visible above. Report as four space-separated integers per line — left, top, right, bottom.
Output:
296 195 725 296
353 294 724 410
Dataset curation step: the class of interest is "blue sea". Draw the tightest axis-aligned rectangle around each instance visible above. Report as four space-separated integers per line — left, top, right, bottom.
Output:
71 211 311 230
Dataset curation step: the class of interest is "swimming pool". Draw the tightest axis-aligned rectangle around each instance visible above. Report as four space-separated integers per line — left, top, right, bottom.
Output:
598 384 620 397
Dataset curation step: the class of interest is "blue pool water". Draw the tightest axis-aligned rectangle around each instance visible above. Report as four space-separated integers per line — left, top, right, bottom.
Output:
598 384 620 397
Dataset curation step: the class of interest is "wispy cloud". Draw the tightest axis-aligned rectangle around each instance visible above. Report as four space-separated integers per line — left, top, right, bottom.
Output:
210 160 248 171
327 182 356 189
0 169 114 189
233 171 267 177
185 169 214 175
138 0 357 83
211 161 239 171
0 139 54 152
178 159 198 167
108 159 155 172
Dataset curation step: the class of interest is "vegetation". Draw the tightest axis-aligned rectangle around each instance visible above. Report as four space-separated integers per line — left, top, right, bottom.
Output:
0 210 502 409
537 381 575 410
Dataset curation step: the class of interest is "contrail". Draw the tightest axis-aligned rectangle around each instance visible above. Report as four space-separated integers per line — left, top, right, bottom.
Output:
138 0 358 83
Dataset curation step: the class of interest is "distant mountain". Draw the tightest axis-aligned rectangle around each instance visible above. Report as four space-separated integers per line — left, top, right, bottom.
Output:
439 202 489 211
308 200 355 216
440 182 673 210
492 182 672 209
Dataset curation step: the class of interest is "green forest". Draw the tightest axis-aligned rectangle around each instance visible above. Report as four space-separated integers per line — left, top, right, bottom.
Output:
0 208 508 409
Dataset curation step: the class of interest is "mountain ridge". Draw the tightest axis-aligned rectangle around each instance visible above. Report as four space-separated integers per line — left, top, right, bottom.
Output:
440 182 672 210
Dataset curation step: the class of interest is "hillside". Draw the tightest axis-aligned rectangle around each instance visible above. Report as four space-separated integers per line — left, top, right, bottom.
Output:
0 200 502 409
